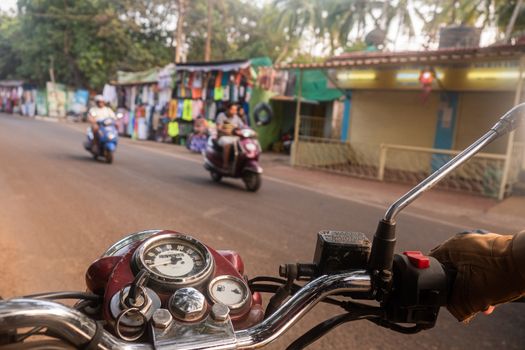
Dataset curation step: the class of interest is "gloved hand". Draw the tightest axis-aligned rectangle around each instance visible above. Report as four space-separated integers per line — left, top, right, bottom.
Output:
429 231 525 322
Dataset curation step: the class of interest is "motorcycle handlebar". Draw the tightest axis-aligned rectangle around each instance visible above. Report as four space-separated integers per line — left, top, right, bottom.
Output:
0 271 371 350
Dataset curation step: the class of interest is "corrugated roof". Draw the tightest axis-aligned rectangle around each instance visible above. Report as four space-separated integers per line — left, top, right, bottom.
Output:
275 44 525 70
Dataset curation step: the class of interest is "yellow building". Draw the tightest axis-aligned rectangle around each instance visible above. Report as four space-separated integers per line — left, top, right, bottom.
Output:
279 44 525 199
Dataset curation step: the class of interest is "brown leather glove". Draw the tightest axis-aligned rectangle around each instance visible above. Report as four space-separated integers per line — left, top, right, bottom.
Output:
429 231 525 322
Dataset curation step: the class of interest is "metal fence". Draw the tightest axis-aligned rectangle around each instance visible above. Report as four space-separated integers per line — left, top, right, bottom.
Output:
293 136 522 198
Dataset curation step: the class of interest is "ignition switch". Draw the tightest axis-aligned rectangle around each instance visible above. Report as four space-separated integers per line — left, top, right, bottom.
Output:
109 270 162 341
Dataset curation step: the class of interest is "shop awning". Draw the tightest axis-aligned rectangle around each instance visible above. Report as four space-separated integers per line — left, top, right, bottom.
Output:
175 59 251 72
0 80 24 87
113 68 160 85
297 69 343 102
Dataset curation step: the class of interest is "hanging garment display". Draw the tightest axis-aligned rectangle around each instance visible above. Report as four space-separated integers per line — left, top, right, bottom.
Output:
214 86 223 101
192 100 204 119
193 72 203 88
176 99 184 118
206 102 217 120
192 88 202 99
222 84 230 101
141 85 149 104
168 121 179 137
159 89 171 109
102 84 118 106
137 118 148 140
168 99 178 119
221 72 230 86
182 99 193 121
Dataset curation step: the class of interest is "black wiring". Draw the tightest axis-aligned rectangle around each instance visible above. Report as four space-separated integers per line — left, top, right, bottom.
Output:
286 313 374 350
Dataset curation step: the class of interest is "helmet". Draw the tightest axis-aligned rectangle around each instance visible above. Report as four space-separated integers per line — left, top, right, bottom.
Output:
94 95 105 103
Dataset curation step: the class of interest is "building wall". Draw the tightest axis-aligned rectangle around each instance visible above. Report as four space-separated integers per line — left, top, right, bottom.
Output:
454 91 515 154
349 90 439 147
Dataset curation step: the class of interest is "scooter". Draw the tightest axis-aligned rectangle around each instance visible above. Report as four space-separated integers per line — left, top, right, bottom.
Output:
204 128 263 192
84 118 119 164
1 104 524 349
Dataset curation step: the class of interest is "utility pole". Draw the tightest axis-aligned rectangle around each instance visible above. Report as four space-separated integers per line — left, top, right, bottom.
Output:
174 0 185 63
204 0 212 61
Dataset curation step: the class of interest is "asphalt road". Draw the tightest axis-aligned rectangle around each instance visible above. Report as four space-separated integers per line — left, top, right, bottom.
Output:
0 114 523 349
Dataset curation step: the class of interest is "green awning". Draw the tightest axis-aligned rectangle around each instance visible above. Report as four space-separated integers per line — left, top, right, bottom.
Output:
299 69 343 102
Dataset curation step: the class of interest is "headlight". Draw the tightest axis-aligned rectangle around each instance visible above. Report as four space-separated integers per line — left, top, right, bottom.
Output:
241 130 253 138
107 133 116 140
244 143 257 152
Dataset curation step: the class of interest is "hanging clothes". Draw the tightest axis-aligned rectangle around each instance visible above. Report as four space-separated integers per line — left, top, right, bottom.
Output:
168 121 179 137
207 102 217 120
182 99 193 121
215 72 223 88
192 100 204 119
214 86 223 101
176 99 184 118
193 72 203 88
168 99 178 119
221 72 230 86
222 85 230 101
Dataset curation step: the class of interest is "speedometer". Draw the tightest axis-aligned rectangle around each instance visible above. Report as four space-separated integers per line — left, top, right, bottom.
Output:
133 233 214 288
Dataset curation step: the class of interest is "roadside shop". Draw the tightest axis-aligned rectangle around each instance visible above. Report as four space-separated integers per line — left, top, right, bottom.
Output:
108 58 273 151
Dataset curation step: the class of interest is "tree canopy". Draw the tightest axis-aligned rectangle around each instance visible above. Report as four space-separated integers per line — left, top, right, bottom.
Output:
0 0 522 90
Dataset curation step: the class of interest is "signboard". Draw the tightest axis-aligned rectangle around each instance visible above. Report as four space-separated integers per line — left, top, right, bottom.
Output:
46 82 67 117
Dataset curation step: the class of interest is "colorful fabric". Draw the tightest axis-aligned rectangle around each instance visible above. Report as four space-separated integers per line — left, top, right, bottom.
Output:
192 100 204 119
176 99 184 118
214 86 223 101
215 72 223 88
168 121 179 137
222 85 230 101
192 88 202 99
221 72 230 86
182 99 193 121
168 99 178 119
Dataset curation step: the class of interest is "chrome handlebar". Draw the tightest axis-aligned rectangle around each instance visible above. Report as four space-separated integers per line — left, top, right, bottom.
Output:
0 271 371 350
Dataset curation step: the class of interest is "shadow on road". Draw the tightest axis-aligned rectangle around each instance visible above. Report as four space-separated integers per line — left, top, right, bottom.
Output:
59 153 110 165
178 175 249 192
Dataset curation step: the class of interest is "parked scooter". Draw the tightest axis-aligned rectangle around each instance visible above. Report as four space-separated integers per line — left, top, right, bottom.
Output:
84 117 119 164
1 104 524 349
204 127 263 192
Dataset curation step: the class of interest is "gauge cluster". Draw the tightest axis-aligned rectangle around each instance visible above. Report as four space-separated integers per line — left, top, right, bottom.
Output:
133 233 214 288
87 230 261 332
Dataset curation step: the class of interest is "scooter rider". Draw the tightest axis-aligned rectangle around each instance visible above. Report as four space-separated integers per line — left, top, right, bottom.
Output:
87 95 116 151
431 230 525 322
216 103 244 171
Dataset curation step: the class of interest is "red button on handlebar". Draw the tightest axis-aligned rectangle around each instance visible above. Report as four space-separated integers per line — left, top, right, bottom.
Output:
403 251 430 269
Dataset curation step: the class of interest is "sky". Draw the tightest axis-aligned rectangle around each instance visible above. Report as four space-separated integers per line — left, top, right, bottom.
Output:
0 0 16 12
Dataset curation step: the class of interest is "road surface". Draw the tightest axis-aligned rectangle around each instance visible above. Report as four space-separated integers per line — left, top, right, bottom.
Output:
0 114 523 349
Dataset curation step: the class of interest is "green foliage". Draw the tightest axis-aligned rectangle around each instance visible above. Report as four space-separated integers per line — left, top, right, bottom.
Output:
4 0 173 89
0 0 522 90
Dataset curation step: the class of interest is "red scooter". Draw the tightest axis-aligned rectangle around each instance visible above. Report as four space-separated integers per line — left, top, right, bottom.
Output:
204 128 263 192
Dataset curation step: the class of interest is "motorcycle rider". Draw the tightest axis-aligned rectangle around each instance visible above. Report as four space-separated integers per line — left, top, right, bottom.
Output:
430 230 525 322
87 95 116 151
216 103 244 171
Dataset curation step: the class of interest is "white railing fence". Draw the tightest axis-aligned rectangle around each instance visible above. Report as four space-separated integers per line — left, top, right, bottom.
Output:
293 137 524 198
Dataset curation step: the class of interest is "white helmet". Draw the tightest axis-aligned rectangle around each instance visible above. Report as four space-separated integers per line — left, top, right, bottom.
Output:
94 95 105 103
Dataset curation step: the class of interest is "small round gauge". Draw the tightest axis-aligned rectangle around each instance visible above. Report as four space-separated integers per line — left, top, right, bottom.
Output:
133 233 214 287
208 275 250 312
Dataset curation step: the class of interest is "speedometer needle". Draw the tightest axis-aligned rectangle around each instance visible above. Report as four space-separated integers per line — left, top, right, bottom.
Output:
149 259 172 267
